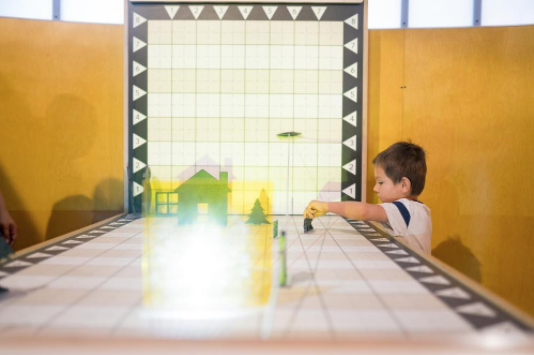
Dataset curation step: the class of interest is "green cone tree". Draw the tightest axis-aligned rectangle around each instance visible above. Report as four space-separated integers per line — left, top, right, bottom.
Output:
246 198 270 225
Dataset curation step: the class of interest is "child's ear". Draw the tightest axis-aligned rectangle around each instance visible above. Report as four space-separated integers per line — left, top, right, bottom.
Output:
400 177 411 194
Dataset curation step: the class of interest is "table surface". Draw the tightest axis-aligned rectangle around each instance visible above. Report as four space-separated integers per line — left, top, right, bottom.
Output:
0 215 533 353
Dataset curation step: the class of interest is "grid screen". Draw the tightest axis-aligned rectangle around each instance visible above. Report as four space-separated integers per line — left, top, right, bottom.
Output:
128 3 365 216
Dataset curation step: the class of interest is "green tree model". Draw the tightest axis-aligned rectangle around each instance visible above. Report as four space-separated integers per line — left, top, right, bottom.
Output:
245 198 270 225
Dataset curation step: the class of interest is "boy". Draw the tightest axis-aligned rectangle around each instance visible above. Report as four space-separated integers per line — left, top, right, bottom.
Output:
303 141 431 254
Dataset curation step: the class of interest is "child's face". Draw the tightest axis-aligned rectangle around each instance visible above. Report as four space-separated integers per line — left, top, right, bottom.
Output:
373 165 406 203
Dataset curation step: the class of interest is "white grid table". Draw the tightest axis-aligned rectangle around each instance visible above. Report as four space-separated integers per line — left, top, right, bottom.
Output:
1 215 532 343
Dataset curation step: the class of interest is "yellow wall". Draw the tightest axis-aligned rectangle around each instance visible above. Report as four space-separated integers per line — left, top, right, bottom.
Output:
0 18 124 250
368 26 534 317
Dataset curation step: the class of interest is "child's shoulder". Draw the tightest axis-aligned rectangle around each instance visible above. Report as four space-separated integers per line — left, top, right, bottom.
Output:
389 198 430 211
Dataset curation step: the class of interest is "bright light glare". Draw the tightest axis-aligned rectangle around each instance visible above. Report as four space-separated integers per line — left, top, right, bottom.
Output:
479 331 530 350
142 218 272 317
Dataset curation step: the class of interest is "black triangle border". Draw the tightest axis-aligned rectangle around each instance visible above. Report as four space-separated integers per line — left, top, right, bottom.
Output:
347 219 534 333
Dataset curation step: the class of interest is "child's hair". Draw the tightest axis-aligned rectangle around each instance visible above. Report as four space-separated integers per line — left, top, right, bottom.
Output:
372 141 427 196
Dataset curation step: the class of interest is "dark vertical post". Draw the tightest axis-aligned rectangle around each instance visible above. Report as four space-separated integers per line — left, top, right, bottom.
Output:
401 0 409 28
473 0 482 26
53 0 61 20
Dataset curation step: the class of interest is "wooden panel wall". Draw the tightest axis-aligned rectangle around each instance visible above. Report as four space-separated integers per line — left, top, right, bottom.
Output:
368 26 534 317
0 18 124 250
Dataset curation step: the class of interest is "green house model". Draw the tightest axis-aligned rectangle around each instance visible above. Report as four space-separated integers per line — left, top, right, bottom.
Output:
175 170 231 225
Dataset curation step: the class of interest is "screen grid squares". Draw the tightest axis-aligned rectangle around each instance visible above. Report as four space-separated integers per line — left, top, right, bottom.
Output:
146 17 344 214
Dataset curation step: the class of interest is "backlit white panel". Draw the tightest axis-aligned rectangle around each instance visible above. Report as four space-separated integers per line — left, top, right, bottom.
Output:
61 0 124 24
409 0 473 28
0 0 52 20
368 0 402 29
482 0 534 26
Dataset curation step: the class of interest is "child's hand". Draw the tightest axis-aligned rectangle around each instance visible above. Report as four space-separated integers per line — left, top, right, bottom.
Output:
303 200 328 219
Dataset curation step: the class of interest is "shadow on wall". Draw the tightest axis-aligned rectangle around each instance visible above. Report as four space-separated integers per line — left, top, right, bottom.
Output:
432 235 482 283
1 77 107 249
45 94 121 239
45 178 123 240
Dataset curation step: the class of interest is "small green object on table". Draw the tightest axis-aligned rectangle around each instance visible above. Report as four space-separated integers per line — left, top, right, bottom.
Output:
279 230 287 287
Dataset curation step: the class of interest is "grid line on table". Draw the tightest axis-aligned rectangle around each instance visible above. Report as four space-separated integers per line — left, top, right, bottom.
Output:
34 231 143 332
282 216 335 339
321 217 396 335
273 215 312 334
258 216 276 335
285 216 398 335
110 219 172 336
39 255 143 334
317 217 408 336
111 219 172 334
0 217 135 280
0 218 143 333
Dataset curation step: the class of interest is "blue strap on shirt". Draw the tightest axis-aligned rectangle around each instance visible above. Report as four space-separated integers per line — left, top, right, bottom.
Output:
392 201 410 227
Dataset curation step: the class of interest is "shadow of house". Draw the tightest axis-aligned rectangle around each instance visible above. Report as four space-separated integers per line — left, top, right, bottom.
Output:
175 170 231 225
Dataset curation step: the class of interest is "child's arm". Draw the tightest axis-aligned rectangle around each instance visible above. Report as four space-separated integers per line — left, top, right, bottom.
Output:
304 200 388 223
